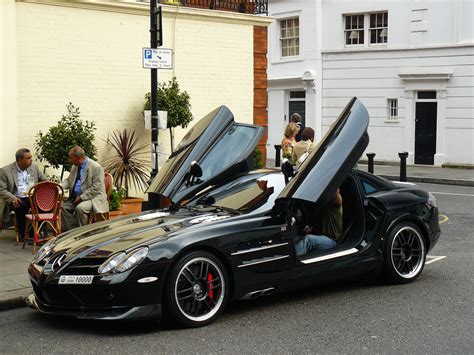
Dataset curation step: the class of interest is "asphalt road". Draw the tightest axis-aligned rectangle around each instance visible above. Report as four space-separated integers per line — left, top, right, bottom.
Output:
1 183 472 354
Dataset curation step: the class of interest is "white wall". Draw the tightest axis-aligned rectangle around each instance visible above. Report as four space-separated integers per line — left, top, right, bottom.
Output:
0 0 18 166
323 0 472 50
322 45 474 164
267 0 318 79
2 1 270 194
267 0 321 151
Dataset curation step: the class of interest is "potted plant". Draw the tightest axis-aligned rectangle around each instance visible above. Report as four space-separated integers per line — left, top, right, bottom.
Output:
102 129 150 214
144 77 193 153
35 103 97 180
109 186 125 219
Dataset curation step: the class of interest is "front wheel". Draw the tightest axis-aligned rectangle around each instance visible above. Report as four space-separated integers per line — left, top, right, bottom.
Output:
164 251 228 327
383 222 426 284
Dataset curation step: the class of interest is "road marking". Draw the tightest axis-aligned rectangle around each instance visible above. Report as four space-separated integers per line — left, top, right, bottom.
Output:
426 255 447 265
439 214 449 224
431 191 474 197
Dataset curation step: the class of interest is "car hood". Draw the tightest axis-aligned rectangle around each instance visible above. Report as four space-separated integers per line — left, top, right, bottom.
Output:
147 106 264 206
278 97 369 205
48 209 234 258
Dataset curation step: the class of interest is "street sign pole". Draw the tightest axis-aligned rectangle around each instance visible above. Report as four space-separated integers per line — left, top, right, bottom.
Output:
149 0 162 181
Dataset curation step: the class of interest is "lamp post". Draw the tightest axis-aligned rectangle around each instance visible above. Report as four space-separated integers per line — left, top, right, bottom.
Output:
147 0 162 209
149 0 162 181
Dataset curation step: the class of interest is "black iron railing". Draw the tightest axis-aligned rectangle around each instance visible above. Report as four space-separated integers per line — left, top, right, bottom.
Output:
160 0 268 15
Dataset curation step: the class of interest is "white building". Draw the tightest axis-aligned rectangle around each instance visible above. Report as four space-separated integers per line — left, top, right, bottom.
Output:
267 0 474 166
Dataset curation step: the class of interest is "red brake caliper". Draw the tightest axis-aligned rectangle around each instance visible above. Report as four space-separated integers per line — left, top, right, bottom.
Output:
207 272 214 301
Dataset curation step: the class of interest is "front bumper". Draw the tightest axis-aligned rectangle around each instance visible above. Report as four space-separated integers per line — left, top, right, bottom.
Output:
27 292 161 320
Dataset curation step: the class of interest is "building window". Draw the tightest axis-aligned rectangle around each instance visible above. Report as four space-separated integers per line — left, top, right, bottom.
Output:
387 98 398 120
280 18 299 57
418 91 436 99
345 14 364 45
344 11 388 47
370 12 388 44
290 91 305 99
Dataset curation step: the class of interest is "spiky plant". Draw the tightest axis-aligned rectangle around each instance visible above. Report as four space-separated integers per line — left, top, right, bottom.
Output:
102 129 150 197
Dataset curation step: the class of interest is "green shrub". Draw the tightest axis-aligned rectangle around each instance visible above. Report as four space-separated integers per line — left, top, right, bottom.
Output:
35 102 97 180
252 148 264 170
144 77 193 152
109 189 121 211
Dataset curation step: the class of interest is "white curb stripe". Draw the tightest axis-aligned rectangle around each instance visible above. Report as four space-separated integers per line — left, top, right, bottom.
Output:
431 192 474 197
425 255 447 264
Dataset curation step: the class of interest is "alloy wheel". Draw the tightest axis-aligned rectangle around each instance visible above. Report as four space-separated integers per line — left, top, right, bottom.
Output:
174 257 225 322
390 226 425 279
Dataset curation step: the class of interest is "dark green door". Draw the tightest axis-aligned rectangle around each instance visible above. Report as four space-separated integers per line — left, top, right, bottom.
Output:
415 102 437 165
289 101 305 127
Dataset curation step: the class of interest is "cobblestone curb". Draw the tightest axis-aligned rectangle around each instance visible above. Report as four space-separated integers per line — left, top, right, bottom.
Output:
0 288 31 311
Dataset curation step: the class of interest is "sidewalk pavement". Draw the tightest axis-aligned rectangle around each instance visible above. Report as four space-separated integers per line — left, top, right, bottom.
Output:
0 162 472 312
266 159 474 187
0 228 34 311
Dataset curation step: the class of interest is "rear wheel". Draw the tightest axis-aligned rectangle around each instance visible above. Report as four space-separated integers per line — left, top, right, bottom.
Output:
164 251 228 327
383 222 426 284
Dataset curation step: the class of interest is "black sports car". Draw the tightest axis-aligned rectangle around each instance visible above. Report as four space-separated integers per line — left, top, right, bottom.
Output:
27 98 440 327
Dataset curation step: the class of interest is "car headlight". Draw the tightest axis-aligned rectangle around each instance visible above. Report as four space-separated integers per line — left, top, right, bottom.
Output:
98 247 149 274
34 239 56 262
98 252 126 274
115 247 149 273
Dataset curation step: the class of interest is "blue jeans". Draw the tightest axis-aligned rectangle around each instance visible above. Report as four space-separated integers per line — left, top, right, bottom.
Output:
295 234 336 256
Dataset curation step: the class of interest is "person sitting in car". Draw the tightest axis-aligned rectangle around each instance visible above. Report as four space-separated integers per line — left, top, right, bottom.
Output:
294 188 343 256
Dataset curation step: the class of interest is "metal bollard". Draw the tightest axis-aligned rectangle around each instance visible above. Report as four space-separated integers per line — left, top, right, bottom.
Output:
274 145 282 167
366 153 376 174
398 151 409 182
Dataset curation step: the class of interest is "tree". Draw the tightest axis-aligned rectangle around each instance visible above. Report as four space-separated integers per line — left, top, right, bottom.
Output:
35 103 97 180
144 77 193 152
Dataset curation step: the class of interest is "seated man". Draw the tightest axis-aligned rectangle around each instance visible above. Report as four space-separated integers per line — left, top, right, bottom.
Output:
61 146 109 231
294 188 343 256
0 148 46 240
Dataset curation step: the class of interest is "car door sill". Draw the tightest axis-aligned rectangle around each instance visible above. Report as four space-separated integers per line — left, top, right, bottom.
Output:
231 242 289 256
300 248 358 264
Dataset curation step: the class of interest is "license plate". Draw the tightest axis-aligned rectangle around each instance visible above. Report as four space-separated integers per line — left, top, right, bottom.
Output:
58 275 94 285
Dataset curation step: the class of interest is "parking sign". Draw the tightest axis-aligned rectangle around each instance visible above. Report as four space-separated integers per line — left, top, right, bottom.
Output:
142 48 173 69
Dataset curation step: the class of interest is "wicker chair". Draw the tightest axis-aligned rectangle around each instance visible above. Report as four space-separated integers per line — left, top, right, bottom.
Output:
23 181 64 253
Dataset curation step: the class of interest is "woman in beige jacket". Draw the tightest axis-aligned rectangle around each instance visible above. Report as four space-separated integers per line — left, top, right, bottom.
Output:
292 127 315 166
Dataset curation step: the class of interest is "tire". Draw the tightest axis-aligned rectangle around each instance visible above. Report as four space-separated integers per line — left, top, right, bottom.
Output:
383 222 426 284
163 251 228 328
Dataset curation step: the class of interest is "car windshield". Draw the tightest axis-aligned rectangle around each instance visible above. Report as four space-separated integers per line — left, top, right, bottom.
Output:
187 173 285 214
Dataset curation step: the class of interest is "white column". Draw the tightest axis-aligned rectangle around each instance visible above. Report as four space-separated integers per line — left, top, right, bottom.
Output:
0 0 18 166
434 89 447 165
303 78 316 136
315 0 323 142
404 90 415 164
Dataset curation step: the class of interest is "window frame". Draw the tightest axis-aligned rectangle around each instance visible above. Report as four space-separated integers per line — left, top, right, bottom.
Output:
344 11 388 48
279 17 300 58
386 98 399 122
344 14 365 47
369 12 388 45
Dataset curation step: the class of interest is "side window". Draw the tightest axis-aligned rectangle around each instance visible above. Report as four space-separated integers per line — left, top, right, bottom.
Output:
358 174 390 195
363 181 377 194
200 125 258 181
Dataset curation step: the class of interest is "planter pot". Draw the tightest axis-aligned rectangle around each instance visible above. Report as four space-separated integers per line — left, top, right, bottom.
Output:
109 210 124 220
119 197 144 215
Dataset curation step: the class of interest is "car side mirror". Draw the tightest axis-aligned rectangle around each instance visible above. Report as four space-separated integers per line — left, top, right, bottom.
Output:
190 161 203 178
185 161 203 187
